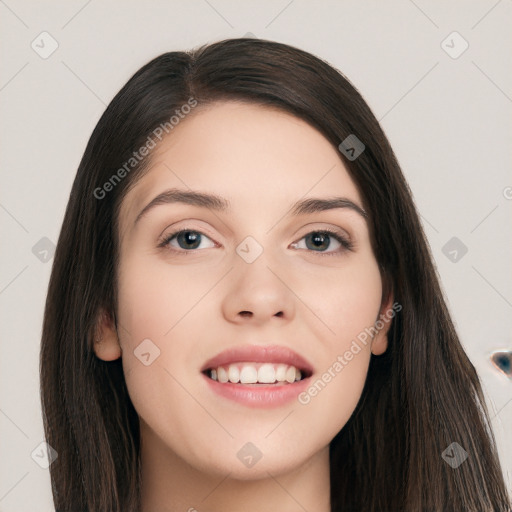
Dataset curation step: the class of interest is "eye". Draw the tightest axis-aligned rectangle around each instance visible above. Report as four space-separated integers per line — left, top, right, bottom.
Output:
158 227 353 256
158 229 216 252
290 229 353 256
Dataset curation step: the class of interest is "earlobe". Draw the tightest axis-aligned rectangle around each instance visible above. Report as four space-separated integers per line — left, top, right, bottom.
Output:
92 309 122 361
370 332 388 356
370 295 395 356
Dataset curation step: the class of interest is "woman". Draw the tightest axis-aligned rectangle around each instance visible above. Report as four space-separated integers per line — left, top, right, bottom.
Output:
40 37 511 511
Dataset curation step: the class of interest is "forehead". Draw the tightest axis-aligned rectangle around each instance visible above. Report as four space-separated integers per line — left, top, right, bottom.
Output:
119 101 363 231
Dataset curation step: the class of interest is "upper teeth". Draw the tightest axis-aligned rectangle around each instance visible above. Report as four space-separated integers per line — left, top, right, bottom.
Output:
210 363 302 384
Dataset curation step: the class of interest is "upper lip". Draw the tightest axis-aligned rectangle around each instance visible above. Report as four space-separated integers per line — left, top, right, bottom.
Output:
201 344 314 376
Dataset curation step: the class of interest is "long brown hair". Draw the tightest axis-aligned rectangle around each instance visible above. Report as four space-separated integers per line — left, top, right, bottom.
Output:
40 37 511 511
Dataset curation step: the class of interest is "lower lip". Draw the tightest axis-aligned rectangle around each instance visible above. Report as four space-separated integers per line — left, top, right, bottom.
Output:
202 373 311 408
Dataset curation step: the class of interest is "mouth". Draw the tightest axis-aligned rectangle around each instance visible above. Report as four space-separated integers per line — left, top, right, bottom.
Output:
202 362 313 385
200 345 314 407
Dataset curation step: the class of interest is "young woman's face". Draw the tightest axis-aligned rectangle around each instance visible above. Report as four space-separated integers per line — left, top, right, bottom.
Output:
100 101 391 479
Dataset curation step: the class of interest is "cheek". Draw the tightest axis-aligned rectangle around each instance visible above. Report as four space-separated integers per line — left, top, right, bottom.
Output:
117 252 214 342
115 253 222 444
290 255 382 432
294 252 383 343
294 349 370 448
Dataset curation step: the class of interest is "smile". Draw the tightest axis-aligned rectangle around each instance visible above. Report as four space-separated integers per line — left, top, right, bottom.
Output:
201 345 314 407
204 362 309 384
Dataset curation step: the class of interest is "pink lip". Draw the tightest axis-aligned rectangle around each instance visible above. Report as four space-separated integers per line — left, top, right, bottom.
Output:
200 344 314 409
200 344 314 374
202 373 311 408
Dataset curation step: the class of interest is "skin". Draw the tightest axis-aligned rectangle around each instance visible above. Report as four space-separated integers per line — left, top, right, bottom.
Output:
94 101 393 512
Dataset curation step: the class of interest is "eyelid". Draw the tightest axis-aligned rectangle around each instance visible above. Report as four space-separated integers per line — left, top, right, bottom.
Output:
156 218 219 241
290 227 353 255
157 226 217 250
158 223 354 256
293 223 351 242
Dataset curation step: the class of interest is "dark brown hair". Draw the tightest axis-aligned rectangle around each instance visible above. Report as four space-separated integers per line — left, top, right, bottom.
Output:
40 37 511 511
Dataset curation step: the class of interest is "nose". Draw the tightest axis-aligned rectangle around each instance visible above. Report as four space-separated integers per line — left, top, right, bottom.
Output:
221 255 296 327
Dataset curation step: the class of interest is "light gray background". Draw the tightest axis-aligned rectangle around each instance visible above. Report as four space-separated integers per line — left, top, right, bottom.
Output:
1 1 511 510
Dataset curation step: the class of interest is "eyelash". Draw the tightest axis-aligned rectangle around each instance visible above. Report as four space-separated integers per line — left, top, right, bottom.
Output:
157 227 353 256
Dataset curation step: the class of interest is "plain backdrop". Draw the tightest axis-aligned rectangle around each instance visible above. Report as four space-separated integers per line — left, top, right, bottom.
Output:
1 1 511 510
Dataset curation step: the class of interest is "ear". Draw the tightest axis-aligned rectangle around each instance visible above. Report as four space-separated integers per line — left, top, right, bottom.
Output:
93 308 122 361
370 293 396 356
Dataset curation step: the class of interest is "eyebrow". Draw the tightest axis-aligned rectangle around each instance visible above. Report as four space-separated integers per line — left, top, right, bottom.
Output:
133 188 368 225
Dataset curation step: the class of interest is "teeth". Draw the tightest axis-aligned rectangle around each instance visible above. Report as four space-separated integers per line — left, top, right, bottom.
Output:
285 366 296 383
258 363 275 383
239 366 258 384
208 363 304 384
275 364 287 381
217 367 228 383
228 365 240 383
